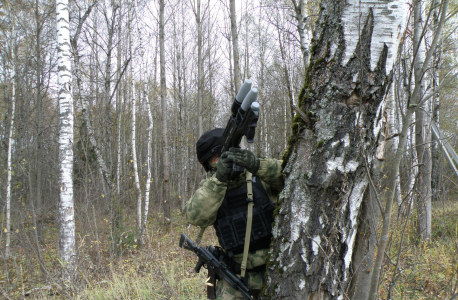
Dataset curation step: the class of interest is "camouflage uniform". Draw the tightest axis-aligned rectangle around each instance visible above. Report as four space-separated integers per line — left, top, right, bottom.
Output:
185 158 283 300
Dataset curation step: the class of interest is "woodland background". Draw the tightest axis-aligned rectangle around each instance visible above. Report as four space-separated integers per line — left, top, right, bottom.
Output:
1 0 458 299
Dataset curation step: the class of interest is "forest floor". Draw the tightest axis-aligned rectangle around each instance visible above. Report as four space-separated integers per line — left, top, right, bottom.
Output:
1 200 458 299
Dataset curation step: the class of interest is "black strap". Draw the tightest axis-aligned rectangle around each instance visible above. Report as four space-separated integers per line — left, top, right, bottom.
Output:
222 255 266 275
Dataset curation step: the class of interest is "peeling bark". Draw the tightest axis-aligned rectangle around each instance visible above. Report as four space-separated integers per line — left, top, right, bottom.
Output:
265 0 408 298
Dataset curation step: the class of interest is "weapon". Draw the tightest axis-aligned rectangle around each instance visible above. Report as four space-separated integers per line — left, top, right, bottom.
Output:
179 233 253 300
220 80 260 179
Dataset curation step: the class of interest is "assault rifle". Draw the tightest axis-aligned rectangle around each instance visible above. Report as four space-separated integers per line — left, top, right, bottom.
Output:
179 233 253 300
220 80 259 180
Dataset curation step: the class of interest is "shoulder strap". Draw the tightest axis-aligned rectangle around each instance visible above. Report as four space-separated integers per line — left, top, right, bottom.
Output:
240 171 253 279
195 227 206 246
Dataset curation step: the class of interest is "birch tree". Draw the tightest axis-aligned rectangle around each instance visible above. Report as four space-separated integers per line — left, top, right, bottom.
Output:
114 0 124 254
192 0 204 136
142 68 153 238
5 22 16 259
159 0 171 225
33 0 45 242
71 1 112 191
127 0 143 240
265 0 450 296
138 1 152 245
431 0 441 203
274 7 295 120
56 0 76 280
292 0 310 69
264 0 410 298
413 0 432 240
229 0 241 92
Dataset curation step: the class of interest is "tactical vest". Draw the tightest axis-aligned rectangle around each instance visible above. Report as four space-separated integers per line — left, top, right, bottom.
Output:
213 176 274 256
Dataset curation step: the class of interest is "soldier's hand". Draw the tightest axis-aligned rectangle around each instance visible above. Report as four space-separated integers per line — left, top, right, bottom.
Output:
215 152 233 182
227 148 260 175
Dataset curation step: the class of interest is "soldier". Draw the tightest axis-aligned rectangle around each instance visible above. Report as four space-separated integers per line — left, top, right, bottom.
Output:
185 128 284 300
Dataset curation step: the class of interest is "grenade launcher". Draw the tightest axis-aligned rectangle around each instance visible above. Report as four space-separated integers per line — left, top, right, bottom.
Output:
220 80 259 179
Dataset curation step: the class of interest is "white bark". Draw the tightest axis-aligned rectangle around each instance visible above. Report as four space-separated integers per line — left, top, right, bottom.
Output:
341 0 409 72
389 85 402 207
413 0 432 240
431 0 441 202
143 81 153 232
266 0 411 298
369 1 449 296
56 0 76 279
102 1 116 168
180 1 187 211
128 1 142 233
116 0 123 196
5 23 16 258
409 121 418 208
160 0 171 223
292 0 309 68
140 16 152 234
132 90 142 231
71 2 111 191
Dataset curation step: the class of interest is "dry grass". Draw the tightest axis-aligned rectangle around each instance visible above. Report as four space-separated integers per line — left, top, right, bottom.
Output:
1 201 458 299
75 209 220 300
0 209 219 300
379 200 458 299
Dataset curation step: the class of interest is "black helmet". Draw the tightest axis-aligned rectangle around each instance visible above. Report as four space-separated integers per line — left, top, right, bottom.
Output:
196 128 224 172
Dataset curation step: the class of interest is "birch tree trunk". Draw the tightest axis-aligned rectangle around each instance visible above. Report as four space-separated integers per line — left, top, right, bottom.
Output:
244 1 250 80
275 9 295 121
229 0 241 92
127 0 142 238
138 7 151 244
264 0 409 298
103 1 117 171
368 1 448 297
5 23 16 258
388 85 402 207
56 0 76 280
431 0 441 203
34 1 45 243
178 0 186 211
159 0 171 225
114 0 123 255
132 82 142 234
71 2 111 189
143 75 153 235
194 0 203 136
413 0 432 240
292 0 309 69
227 33 235 99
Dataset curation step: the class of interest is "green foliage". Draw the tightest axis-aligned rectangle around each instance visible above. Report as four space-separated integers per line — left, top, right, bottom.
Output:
431 203 458 240
120 232 137 251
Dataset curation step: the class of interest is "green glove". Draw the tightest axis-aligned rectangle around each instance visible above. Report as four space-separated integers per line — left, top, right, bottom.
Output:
215 152 233 182
227 148 260 175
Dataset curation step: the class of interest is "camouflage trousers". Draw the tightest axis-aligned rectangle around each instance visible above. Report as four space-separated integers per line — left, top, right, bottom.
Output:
215 270 264 300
